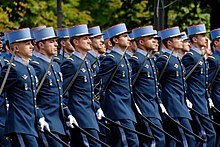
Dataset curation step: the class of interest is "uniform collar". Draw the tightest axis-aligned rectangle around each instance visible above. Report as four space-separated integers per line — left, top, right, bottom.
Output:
112 46 124 55
214 50 220 56
59 50 72 58
106 49 111 53
191 45 202 55
126 50 133 57
74 51 86 60
38 53 51 63
14 56 29 66
136 48 150 57
164 49 178 57
161 47 166 53
88 49 99 58
32 50 40 57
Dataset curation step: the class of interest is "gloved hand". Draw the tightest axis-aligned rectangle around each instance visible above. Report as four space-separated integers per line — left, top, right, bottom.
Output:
66 115 78 128
39 117 50 132
159 104 169 115
208 98 214 109
96 108 105 120
186 99 193 109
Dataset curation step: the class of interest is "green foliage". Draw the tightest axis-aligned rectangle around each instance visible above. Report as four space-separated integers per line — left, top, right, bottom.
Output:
0 0 215 33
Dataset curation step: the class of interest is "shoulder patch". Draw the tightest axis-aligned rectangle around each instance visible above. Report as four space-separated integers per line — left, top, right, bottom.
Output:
7 62 16 67
54 57 60 61
4 59 9 63
107 54 114 58
162 55 168 58
208 56 215 59
131 56 138 60
67 57 74 61
31 61 40 64
187 52 193 55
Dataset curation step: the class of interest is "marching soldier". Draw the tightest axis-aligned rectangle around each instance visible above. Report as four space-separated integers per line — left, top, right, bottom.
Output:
61 24 103 147
207 28 220 146
156 27 196 146
126 32 137 59
0 28 49 146
31 27 77 146
182 24 216 146
30 26 47 61
95 23 139 146
129 25 166 146
54 28 75 65
0 35 10 146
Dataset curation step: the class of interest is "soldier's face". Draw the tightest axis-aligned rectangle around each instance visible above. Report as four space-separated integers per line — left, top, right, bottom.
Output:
77 35 92 51
142 36 157 50
64 39 75 53
44 39 58 57
15 41 34 59
172 36 183 50
182 40 190 52
116 33 130 49
91 35 106 53
195 34 207 48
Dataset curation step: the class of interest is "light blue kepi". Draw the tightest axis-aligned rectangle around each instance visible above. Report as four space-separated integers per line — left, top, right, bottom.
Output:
7 28 34 45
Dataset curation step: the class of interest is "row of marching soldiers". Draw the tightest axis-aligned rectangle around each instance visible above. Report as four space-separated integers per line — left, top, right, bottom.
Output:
0 22 219 147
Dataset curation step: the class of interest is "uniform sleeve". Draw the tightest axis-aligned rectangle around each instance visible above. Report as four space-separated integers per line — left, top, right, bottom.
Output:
61 60 77 92
181 54 195 76
95 56 116 93
0 66 17 92
207 57 217 83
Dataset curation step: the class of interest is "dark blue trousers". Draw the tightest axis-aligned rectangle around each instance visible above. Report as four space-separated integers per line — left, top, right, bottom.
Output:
10 133 38 147
0 126 10 147
108 119 139 147
70 128 101 147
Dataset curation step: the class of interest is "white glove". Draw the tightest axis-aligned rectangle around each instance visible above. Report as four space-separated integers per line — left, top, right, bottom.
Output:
39 117 50 132
208 98 214 109
96 108 105 120
159 104 169 115
186 99 193 109
66 115 78 128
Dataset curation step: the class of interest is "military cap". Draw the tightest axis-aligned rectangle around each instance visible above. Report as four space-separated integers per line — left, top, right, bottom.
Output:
160 26 183 40
107 23 129 39
7 28 34 44
210 28 220 40
102 29 109 40
187 24 206 36
34 27 57 42
68 24 90 38
132 25 156 39
56 28 70 39
88 26 103 38
30 26 46 39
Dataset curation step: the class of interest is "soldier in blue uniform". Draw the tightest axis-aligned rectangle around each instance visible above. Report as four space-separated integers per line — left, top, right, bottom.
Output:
30 26 47 61
0 35 10 146
61 24 103 147
156 27 196 146
0 28 49 146
182 24 216 146
95 23 139 146
129 25 166 147
55 28 75 65
207 28 220 146
31 27 77 146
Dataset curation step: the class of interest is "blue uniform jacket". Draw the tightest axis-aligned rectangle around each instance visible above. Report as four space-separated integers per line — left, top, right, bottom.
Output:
0 56 43 137
31 54 70 135
207 50 220 109
156 50 191 119
129 49 162 119
95 47 136 122
61 51 99 130
0 56 7 126
182 46 209 115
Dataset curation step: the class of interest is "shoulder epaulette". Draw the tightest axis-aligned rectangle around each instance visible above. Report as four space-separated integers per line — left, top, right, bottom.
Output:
67 57 74 61
101 54 106 57
131 56 138 60
7 62 16 67
162 55 168 58
54 57 60 61
31 61 40 64
208 56 215 59
107 54 114 58
4 59 9 63
187 52 193 55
